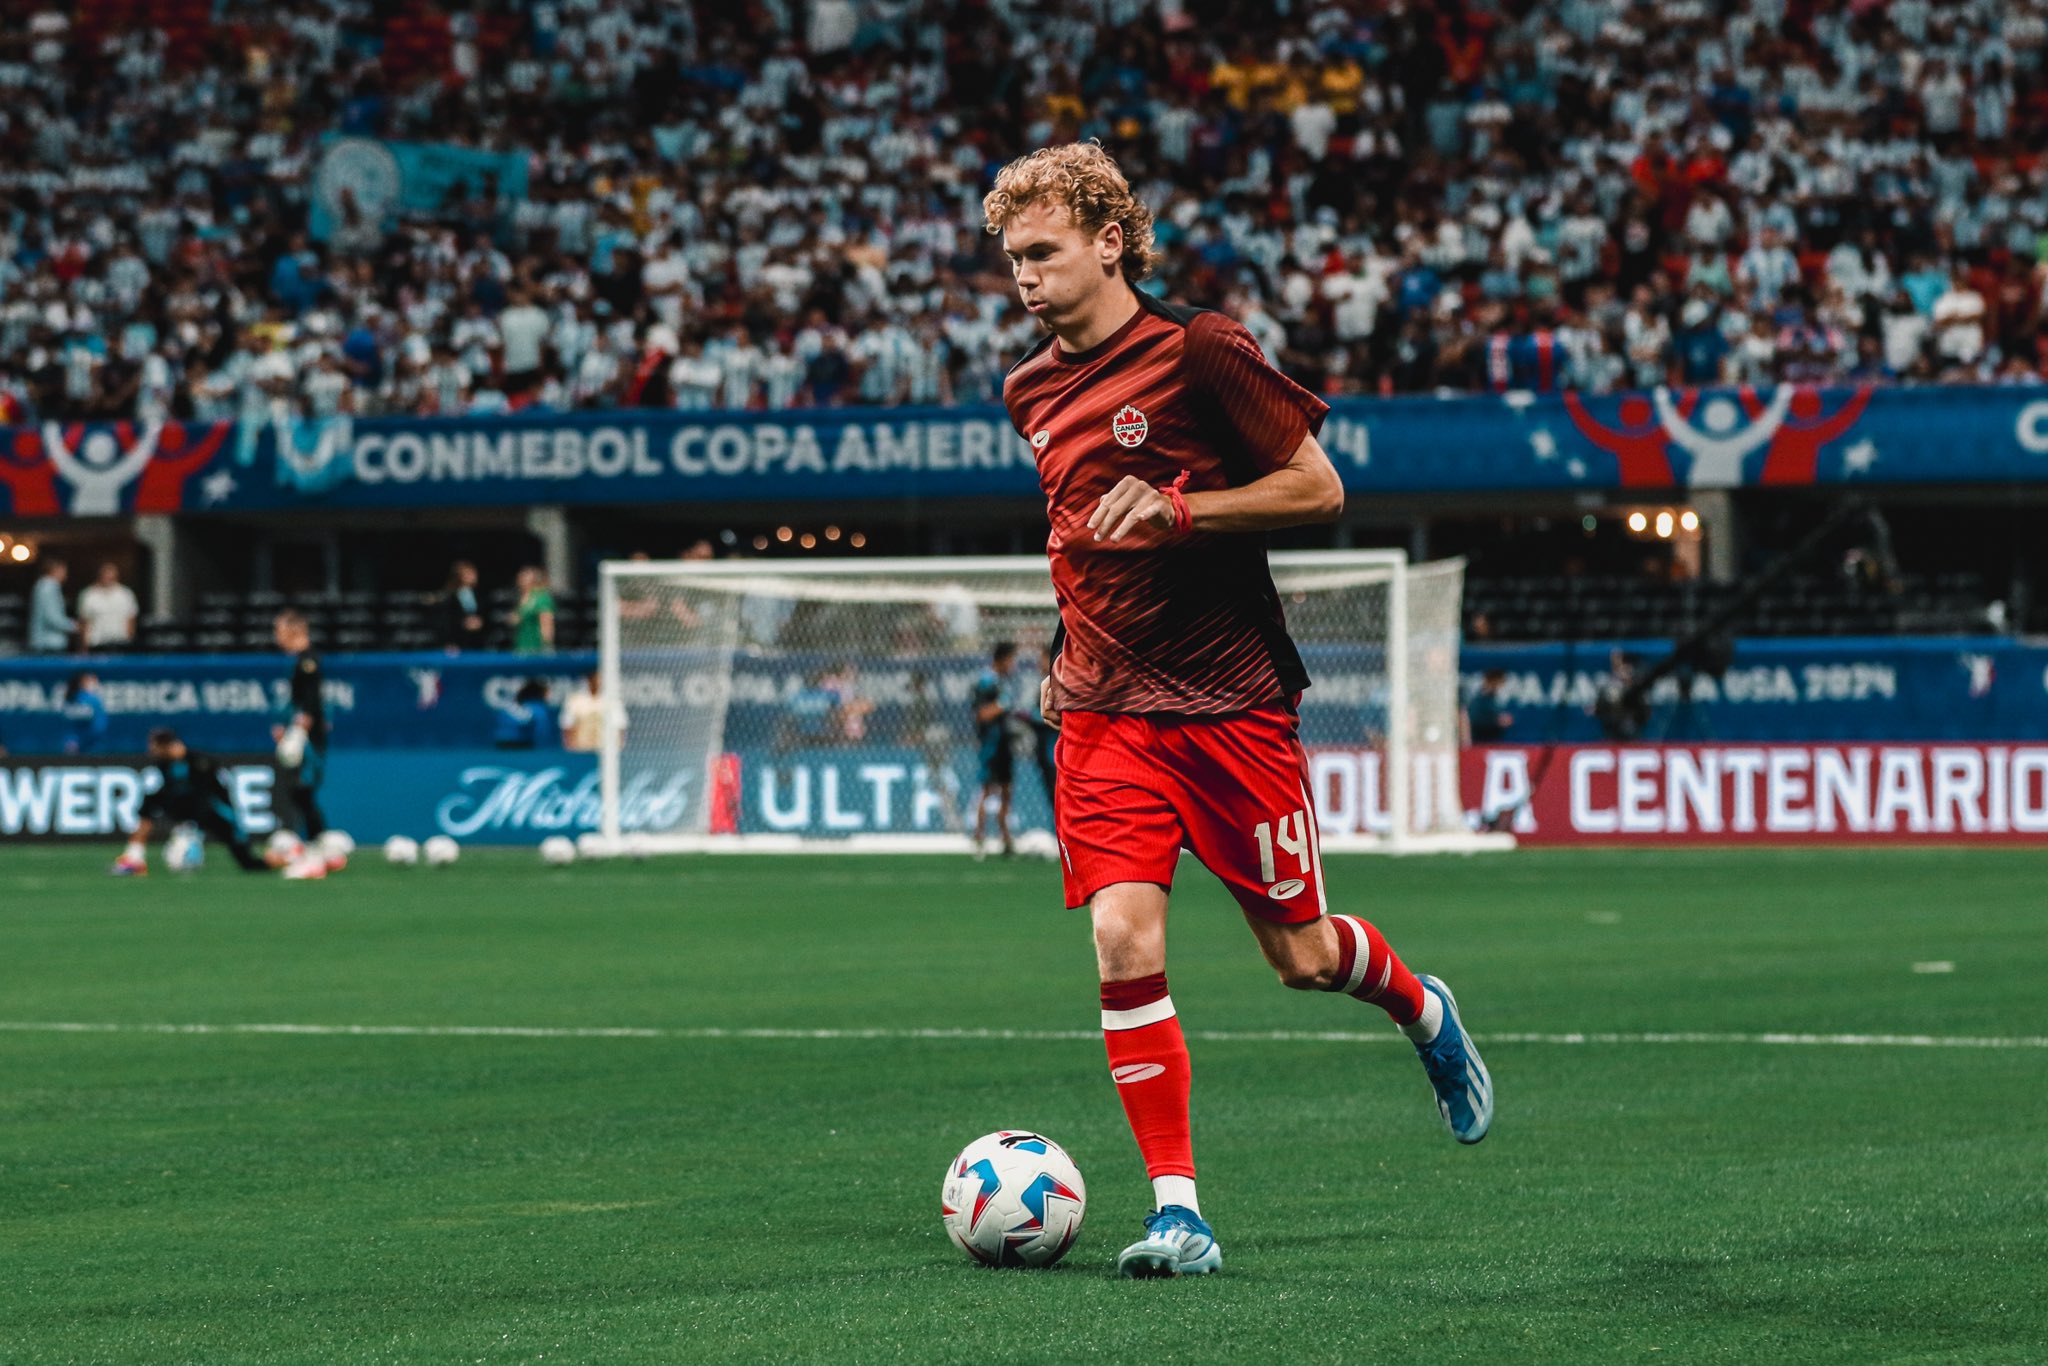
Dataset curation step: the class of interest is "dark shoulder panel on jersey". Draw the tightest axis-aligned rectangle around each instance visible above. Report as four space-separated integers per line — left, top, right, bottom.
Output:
1005 330 1056 377
1132 290 1207 329
1001 332 1059 436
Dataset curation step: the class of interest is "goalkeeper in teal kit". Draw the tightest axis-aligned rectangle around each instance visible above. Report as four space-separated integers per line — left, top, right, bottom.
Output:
971 641 1025 859
112 728 276 875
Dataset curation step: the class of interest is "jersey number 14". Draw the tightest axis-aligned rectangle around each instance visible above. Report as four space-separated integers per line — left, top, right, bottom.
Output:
1253 810 1312 884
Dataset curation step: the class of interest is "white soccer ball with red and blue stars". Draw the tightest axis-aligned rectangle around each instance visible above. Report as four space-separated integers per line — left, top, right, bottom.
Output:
940 1130 1086 1268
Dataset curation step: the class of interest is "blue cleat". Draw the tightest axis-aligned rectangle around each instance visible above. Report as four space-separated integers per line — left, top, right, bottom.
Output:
109 856 148 877
1414 975 1493 1144
1117 1205 1222 1279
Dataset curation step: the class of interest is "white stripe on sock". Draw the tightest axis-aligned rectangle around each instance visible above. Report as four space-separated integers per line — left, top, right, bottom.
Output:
1101 996 1177 1031
1332 915 1373 995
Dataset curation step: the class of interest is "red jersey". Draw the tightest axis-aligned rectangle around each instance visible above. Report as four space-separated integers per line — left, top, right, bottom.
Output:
1003 292 1330 716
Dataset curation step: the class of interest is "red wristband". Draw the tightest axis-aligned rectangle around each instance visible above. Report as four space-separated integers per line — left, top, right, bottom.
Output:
1163 469 1193 535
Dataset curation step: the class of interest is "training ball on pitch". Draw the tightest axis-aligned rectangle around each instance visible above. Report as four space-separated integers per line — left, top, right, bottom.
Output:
281 851 329 881
1013 828 1059 861
941 1130 1087 1268
383 835 420 866
539 835 577 866
422 835 460 866
165 823 206 873
267 829 306 863
318 830 355 870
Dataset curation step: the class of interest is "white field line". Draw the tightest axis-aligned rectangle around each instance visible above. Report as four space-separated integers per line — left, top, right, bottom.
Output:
0 1021 2045 1049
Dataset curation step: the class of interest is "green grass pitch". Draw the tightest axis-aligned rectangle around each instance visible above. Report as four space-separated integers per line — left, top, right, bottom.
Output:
3 846 2045 1363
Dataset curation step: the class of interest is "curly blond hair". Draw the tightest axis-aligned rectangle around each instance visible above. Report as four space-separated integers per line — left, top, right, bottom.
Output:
982 142 1159 282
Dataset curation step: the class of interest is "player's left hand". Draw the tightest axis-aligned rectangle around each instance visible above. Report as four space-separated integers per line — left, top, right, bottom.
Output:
1088 475 1175 542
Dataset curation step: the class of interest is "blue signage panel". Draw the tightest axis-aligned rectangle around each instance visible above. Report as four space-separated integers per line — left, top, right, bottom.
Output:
0 653 598 755
6 387 2048 517
315 744 1055 845
1462 636 2045 744
3 638 2043 767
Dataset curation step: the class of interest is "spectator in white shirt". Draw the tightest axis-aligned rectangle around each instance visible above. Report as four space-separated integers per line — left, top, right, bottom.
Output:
1685 192 1735 250
642 238 693 332
497 288 553 397
669 338 723 410
572 333 622 408
1881 290 1932 374
78 562 140 652
759 341 807 409
1324 254 1390 343
1737 228 1800 307
713 325 762 410
1931 268 1988 367
1919 58 1966 137
559 671 610 752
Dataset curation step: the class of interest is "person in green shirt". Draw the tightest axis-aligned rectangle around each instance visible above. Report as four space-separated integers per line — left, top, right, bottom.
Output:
511 566 556 654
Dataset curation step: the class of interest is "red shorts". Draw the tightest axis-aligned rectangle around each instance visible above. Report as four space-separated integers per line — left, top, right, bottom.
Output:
1054 702 1326 924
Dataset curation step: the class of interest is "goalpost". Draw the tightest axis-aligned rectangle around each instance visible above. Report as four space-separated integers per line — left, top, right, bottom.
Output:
588 552 1512 856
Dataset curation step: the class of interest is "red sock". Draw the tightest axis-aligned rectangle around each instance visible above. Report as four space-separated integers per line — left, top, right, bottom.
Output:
1325 914 1425 1024
1100 973 1194 1180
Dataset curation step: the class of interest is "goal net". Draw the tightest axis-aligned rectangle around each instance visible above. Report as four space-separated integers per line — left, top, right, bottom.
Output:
590 552 1509 856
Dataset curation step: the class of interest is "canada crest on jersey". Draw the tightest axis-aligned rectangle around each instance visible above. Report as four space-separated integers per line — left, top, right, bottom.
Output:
1110 404 1149 447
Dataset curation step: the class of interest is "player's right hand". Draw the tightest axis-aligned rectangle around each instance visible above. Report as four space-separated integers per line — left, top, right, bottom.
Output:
1088 474 1175 542
1040 676 1060 729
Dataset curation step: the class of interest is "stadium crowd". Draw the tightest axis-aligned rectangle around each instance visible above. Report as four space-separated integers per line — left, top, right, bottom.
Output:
2 0 2047 428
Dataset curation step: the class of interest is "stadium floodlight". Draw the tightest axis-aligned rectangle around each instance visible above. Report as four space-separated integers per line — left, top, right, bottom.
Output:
588 553 1510 856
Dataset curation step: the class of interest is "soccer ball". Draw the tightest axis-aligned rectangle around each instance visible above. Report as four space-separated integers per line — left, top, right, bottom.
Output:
422 835 460 866
383 835 420 866
165 823 205 873
267 829 306 864
539 835 577 866
318 830 355 871
941 1131 1087 1269
1013 828 1059 861
281 851 329 881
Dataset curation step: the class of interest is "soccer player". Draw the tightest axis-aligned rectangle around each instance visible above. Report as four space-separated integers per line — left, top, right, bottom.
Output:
61 672 108 754
112 727 275 874
971 641 1023 859
986 143 1493 1278
1026 644 1060 819
272 610 329 839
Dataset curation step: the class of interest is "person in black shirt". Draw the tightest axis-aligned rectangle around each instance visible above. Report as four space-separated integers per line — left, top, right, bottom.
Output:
272 610 329 838
439 560 487 652
1466 669 1515 744
112 728 272 874
1027 645 1060 820
971 641 1021 860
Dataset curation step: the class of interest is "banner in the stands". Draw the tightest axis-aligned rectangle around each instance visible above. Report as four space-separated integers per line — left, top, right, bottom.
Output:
0 636 2043 756
308 137 530 242
7 386 2048 517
